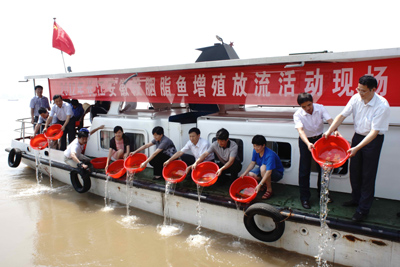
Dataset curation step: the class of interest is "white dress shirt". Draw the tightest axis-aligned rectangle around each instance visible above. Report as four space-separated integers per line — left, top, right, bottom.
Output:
341 93 390 135
50 102 74 121
181 137 214 161
293 103 331 137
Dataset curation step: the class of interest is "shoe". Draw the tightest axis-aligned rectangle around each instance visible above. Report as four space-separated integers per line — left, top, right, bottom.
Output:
152 175 161 180
262 191 273 200
352 211 367 222
301 200 311 209
342 200 359 207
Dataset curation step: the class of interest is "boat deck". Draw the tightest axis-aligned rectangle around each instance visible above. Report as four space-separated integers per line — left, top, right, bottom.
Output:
93 166 400 241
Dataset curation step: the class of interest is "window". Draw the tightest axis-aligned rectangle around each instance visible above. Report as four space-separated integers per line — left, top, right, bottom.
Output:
100 130 145 152
267 141 291 168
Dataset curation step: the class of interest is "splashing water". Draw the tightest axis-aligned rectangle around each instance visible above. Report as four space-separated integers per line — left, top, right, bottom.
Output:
315 162 334 267
157 224 183 237
186 234 210 247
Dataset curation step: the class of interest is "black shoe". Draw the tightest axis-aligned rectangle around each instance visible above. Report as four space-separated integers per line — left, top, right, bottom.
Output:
342 200 358 207
352 211 367 222
397 212 400 217
301 200 311 209
152 175 162 180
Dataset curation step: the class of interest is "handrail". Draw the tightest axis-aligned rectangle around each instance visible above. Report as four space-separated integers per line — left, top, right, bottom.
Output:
15 118 34 142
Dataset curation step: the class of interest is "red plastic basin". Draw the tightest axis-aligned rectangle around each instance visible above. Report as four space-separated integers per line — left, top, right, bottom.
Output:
229 176 258 203
311 135 351 168
30 134 48 150
124 153 147 173
192 161 219 187
106 159 126 179
90 157 107 169
44 124 63 140
163 160 187 183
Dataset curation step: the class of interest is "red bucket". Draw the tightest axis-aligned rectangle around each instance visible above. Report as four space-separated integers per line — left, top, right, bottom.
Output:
311 135 351 168
124 153 147 173
229 176 258 203
163 160 187 183
192 161 219 187
44 124 63 140
106 159 126 179
30 134 48 150
90 157 107 169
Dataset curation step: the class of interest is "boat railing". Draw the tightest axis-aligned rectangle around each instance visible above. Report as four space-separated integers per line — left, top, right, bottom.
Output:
15 117 34 142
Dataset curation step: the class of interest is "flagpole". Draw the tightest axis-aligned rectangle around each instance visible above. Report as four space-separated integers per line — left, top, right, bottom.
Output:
61 51 67 73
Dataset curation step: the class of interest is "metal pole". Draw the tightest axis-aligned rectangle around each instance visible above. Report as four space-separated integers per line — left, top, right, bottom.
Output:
61 51 67 73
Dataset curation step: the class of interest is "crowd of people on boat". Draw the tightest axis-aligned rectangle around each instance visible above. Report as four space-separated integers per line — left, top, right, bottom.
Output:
30 74 390 222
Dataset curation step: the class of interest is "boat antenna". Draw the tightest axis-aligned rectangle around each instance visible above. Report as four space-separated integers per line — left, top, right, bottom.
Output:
123 73 138 85
216 35 224 44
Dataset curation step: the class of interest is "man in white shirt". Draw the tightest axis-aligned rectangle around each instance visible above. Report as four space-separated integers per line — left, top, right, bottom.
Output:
44 95 76 150
294 92 336 209
324 75 390 222
164 127 214 174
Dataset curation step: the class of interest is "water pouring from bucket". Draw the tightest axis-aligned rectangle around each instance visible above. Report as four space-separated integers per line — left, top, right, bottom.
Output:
312 135 350 266
156 160 188 236
44 124 64 188
30 134 48 184
191 162 219 233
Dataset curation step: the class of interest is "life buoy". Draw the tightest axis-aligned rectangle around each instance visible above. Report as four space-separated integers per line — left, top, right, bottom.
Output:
243 203 285 242
70 170 91 193
8 148 22 168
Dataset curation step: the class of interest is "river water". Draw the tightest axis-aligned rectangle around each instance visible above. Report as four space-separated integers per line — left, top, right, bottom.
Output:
1 98 319 267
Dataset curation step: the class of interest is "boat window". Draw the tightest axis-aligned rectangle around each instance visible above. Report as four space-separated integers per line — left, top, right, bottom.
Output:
266 141 291 168
100 130 145 152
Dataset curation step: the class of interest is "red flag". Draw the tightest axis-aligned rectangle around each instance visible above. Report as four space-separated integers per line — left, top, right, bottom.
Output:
52 22 75 55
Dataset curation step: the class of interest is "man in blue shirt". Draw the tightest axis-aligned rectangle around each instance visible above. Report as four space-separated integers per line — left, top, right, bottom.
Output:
240 135 284 199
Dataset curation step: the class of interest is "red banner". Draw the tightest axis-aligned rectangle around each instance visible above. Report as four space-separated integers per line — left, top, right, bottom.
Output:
49 58 400 106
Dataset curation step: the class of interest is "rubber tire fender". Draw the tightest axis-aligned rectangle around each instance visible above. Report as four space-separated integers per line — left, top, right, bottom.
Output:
243 203 285 242
70 170 91 193
8 148 22 168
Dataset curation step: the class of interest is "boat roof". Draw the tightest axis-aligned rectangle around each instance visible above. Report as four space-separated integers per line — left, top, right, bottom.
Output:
25 47 400 80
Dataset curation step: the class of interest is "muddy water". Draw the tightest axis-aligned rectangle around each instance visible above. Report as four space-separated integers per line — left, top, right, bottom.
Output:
1 99 321 267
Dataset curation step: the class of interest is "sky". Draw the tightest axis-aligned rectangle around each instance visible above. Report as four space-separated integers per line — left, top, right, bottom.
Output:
1 0 399 99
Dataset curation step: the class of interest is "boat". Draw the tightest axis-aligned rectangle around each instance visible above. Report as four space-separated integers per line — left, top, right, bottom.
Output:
6 43 400 267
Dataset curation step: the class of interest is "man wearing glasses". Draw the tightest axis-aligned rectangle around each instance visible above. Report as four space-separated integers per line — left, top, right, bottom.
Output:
323 75 390 222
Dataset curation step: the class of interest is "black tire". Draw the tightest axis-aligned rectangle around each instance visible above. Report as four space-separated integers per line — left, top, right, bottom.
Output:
70 170 91 193
8 148 22 168
244 203 285 242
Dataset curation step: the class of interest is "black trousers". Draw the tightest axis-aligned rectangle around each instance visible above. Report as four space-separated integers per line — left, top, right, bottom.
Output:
215 159 242 185
57 117 76 151
149 153 171 176
350 133 384 215
298 136 322 201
